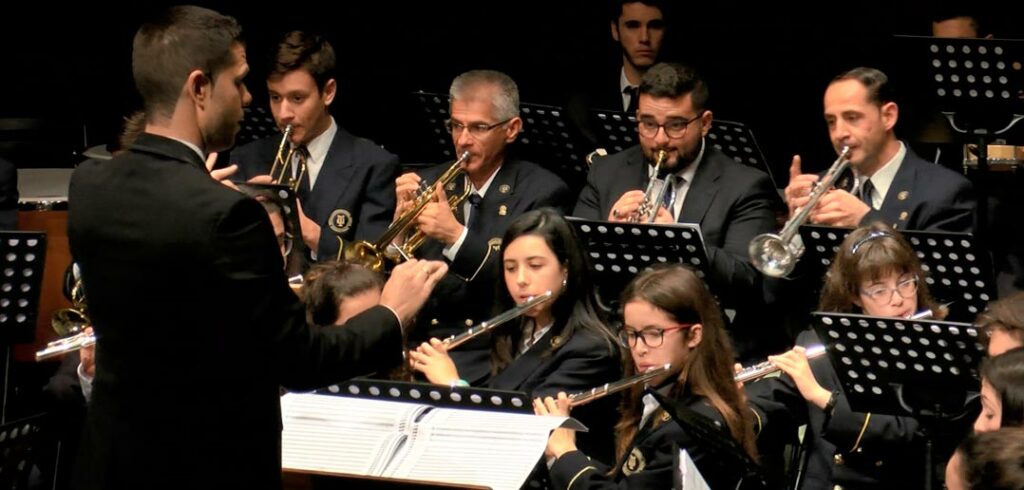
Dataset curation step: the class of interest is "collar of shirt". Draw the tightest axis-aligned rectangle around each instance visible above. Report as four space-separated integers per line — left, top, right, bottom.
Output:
519 318 555 355
854 141 905 209
167 136 205 163
620 67 637 112
296 117 337 188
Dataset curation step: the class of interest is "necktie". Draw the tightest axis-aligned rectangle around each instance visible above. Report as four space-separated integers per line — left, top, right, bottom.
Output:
858 179 874 207
293 145 311 202
661 175 677 220
465 192 483 230
625 86 639 114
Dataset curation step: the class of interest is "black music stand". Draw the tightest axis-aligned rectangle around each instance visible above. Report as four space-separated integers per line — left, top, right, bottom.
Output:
810 312 985 490
648 390 769 490
0 413 53 490
235 105 279 147
410 92 591 193
236 183 306 277
799 225 995 322
893 35 1024 238
318 378 532 414
566 218 709 308
706 119 777 189
0 232 46 424
590 109 638 155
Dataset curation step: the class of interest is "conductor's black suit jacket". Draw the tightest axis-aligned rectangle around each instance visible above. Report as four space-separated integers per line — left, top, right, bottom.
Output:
68 133 404 490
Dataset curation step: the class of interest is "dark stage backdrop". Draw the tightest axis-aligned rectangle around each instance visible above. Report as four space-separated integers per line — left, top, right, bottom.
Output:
1 0 1020 182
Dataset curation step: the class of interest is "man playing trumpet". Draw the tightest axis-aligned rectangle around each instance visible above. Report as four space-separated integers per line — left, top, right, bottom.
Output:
393 70 571 383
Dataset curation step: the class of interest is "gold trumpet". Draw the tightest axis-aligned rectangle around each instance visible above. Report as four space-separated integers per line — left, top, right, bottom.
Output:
268 124 307 193
630 150 669 223
36 278 95 361
342 151 472 272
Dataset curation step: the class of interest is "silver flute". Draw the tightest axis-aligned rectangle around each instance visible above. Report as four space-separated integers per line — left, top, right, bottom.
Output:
36 333 96 361
442 290 554 350
568 363 673 407
735 344 827 383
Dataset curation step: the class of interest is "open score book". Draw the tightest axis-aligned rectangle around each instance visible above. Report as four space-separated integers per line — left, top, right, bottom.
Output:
281 392 585 490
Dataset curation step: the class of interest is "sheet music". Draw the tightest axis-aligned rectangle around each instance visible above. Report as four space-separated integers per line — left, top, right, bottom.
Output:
385 408 585 490
280 393 430 475
678 449 710 490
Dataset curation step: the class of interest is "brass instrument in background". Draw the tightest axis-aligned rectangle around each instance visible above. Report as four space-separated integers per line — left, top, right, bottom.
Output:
342 151 471 272
442 291 554 349
748 146 851 277
268 124 307 193
568 363 673 407
36 278 94 361
630 150 669 223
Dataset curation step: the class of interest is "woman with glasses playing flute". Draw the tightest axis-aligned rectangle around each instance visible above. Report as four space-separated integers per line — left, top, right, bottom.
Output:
748 222 954 490
535 265 758 489
409 208 624 463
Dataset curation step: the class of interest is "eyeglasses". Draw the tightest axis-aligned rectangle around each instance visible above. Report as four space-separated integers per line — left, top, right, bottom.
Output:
637 111 705 138
618 324 692 348
861 276 918 304
444 118 512 138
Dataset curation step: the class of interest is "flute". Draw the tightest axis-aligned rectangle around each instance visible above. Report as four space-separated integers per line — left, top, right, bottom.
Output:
442 290 554 350
568 363 673 407
735 344 827 383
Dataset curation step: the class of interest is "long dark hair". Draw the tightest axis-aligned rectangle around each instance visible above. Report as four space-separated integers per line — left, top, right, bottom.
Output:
613 265 757 464
981 347 1024 428
490 208 620 373
819 222 943 317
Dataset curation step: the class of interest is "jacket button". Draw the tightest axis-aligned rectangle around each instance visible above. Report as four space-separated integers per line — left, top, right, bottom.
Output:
431 319 439 326
833 454 844 465
465 319 474 326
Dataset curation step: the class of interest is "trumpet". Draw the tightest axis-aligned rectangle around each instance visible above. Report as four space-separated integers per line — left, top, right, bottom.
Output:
630 150 669 223
268 124 307 193
36 278 94 361
748 146 851 277
734 345 827 383
342 151 471 272
568 363 673 407
442 291 554 350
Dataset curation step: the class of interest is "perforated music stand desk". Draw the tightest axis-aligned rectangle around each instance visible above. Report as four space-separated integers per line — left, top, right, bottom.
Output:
893 35 1024 235
648 389 769 490
235 105 279 147
411 91 590 193
810 311 984 490
799 225 995 322
566 218 709 308
0 413 52 490
0 232 47 344
316 377 532 414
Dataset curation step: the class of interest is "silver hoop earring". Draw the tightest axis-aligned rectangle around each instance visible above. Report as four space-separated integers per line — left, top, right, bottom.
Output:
562 277 567 288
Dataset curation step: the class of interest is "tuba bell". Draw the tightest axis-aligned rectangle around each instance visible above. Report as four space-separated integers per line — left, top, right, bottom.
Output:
268 124 307 193
341 151 472 272
748 146 851 277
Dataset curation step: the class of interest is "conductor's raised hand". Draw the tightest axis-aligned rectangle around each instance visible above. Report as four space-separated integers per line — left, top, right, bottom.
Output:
380 259 448 329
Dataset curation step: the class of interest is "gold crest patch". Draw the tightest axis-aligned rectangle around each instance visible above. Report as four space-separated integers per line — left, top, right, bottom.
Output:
622 447 646 475
328 209 353 234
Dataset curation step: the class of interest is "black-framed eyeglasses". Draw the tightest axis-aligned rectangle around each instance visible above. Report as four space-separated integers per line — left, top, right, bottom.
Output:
861 276 918 304
618 324 693 348
444 118 512 138
637 111 705 138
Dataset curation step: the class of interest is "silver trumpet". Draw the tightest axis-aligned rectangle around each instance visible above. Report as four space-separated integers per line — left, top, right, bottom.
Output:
442 290 554 350
630 150 669 223
735 344 827 383
568 363 673 407
748 146 852 277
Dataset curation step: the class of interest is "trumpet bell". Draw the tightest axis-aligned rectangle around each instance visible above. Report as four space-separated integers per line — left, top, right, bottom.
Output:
343 240 386 273
748 233 800 278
